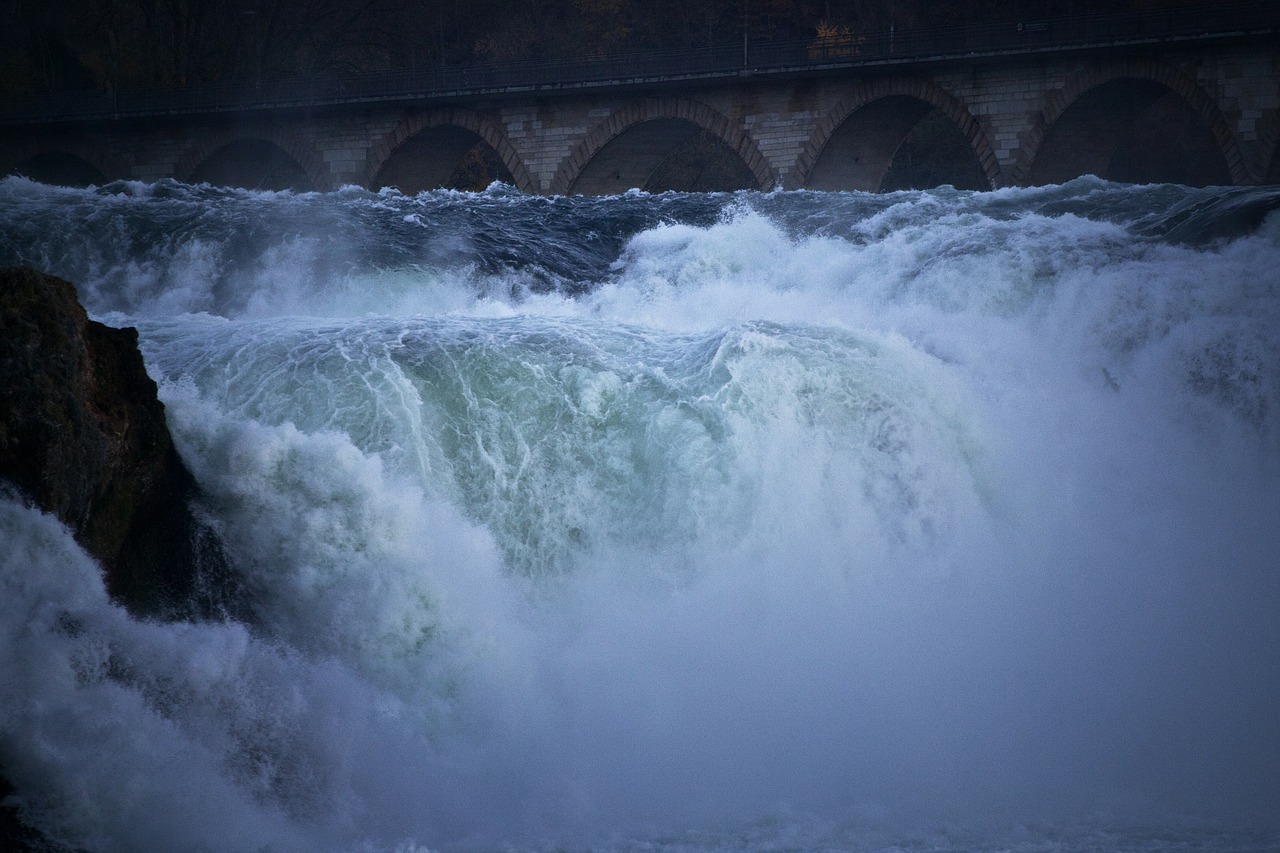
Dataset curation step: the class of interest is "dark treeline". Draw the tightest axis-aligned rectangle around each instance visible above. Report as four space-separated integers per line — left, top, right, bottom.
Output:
0 0 1221 96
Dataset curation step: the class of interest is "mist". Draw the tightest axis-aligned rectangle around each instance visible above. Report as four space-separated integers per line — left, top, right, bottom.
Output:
1 179 1278 851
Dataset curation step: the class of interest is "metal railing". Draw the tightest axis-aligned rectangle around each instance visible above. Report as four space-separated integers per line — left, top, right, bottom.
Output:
2 1 1275 125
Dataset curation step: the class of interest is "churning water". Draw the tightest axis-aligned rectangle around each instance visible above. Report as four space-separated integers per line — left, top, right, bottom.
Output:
1 176 1278 852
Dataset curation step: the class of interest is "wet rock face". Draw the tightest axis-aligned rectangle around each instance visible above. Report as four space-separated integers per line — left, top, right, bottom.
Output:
0 777 42 852
0 266 224 617
1 267 246 851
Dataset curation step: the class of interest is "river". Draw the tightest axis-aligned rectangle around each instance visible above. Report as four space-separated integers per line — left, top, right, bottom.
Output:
1 176 1278 851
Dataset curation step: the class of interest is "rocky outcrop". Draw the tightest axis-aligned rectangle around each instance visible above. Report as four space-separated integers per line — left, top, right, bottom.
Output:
0 266 233 617
2 266 247 850
0 777 54 853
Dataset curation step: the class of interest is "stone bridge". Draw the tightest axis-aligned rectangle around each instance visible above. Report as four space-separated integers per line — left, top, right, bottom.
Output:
3 13 1278 194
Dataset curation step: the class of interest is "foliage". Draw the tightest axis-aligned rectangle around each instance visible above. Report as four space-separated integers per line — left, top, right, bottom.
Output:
809 20 862 59
0 0 1231 96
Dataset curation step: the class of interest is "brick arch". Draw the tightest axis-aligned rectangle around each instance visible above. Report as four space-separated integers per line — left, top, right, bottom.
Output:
176 128 328 190
365 109 534 194
549 98 775 196
1016 58 1247 186
794 77 1001 191
1 137 127 185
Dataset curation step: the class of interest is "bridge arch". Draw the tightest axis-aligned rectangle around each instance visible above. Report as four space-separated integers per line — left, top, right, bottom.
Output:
6 150 108 187
367 110 533 194
1021 60 1243 187
551 98 774 196
179 130 326 191
2 135 126 187
796 78 999 192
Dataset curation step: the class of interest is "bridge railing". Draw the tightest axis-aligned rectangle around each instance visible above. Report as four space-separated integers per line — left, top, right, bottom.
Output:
2 0 1276 124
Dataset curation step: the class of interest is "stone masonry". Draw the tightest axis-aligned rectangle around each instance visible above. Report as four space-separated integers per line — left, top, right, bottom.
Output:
3 42 1277 193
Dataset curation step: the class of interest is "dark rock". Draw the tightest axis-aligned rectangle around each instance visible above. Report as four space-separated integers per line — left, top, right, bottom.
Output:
0 777 34 851
0 266 238 618
1 779 29 852
0 775 73 853
0 774 90 853
2 267 250 850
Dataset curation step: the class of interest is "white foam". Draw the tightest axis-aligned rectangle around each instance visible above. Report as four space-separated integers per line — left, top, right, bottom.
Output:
2 183 1278 850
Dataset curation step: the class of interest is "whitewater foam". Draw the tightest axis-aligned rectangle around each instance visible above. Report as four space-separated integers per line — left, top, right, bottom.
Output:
1 178 1277 851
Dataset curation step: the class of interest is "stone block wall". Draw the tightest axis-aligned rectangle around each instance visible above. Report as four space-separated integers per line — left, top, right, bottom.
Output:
2 41 1275 193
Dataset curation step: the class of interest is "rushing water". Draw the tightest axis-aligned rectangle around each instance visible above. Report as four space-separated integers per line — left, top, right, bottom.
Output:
1 176 1279 852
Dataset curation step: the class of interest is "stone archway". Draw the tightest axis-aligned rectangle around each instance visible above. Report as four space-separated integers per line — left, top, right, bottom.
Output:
371 127 512 193
1021 60 1243 187
179 130 326 191
8 151 107 187
2 133 127 187
797 78 999 192
366 110 533 194
551 99 774 196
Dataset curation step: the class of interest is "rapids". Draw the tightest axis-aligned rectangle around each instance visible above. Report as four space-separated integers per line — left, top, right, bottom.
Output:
1 176 1278 852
